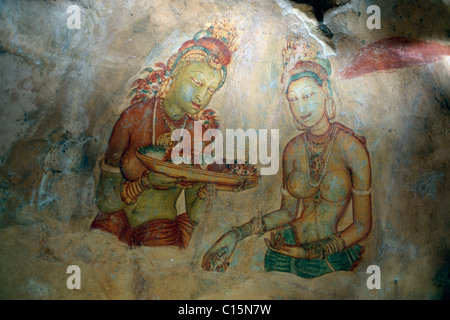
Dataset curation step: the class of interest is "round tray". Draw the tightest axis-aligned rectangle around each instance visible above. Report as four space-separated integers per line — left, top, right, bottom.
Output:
136 151 260 189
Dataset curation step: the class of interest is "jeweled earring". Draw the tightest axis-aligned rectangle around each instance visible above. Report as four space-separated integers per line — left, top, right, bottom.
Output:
159 77 173 100
325 97 336 120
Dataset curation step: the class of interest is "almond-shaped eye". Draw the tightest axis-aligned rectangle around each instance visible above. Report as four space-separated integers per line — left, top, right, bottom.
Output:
288 97 298 102
303 92 315 99
191 78 202 86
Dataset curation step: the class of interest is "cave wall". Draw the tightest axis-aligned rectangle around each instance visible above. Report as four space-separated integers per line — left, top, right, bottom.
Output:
0 0 449 299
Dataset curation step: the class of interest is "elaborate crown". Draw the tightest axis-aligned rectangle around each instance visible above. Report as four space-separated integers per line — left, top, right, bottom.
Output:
166 18 239 71
282 34 319 67
281 33 331 86
205 18 239 55
128 19 239 105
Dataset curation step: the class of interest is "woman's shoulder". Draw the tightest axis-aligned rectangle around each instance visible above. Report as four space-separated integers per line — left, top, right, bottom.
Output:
334 123 369 159
119 99 156 123
334 123 366 145
283 133 306 160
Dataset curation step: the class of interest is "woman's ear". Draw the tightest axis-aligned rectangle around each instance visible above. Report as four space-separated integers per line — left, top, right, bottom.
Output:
171 59 186 79
321 83 330 97
325 96 336 120
159 76 173 100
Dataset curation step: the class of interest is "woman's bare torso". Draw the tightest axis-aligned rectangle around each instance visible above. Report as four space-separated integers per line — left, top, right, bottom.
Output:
110 101 190 227
285 129 352 243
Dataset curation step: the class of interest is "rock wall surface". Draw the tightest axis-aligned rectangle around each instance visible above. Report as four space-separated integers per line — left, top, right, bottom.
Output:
0 0 449 299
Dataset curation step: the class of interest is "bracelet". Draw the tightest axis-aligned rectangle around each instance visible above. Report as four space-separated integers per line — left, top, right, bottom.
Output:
100 158 121 174
307 244 325 260
321 236 346 256
306 235 346 260
231 223 253 241
197 184 216 200
250 211 266 235
120 171 151 205
139 171 152 189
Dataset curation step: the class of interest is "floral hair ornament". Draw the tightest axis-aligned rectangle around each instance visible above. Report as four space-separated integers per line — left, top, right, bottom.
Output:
128 18 239 106
281 33 333 95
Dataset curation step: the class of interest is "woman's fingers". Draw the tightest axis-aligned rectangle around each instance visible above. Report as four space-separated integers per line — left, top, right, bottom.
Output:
233 180 258 192
202 247 230 272
276 233 282 243
215 261 229 272
277 244 291 254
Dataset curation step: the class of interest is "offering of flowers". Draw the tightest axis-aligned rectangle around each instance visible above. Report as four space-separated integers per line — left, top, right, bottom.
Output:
138 145 259 177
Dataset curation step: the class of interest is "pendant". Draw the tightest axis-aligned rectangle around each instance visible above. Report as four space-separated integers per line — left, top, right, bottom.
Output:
308 152 325 184
156 132 174 147
312 190 321 206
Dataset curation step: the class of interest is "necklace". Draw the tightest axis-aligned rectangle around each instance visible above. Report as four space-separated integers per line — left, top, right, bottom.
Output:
306 125 333 148
160 99 188 132
155 99 188 147
304 124 338 189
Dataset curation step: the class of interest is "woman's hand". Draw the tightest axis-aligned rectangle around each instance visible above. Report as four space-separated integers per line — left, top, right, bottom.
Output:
234 179 258 192
146 171 194 189
264 232 307 259
202 230 239 272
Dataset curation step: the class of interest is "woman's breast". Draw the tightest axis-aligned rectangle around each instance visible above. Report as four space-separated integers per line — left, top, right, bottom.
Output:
286 161 352 203
121 128 153 181
121 150 147 181
286 168 315 198
319 168 352 203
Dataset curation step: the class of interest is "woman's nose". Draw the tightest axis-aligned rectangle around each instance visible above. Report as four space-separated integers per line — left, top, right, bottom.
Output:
298 101 308 115
194 89 206 105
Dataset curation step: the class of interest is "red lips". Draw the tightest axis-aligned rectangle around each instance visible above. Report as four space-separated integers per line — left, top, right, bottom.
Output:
192 102 201 110
300 113 311 120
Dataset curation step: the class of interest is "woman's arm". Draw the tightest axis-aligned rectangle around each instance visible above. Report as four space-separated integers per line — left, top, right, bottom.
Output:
232 140 301 240
96 113 130 213
266 134 372 259
202 141 301 271
339 134 372 247
184 184 211 225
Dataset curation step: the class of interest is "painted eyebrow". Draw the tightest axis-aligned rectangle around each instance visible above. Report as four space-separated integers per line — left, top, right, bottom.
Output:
191 71 220 88
190 71 207 79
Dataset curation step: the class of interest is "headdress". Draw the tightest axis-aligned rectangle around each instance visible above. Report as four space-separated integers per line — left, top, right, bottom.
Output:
281 34 332 93
128 19 239 105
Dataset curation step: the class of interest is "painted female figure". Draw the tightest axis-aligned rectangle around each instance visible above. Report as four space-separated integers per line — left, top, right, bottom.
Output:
202 36 372 278
91 20 239 248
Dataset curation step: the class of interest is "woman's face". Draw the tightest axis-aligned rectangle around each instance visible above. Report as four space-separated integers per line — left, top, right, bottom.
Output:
169 60 222 117
287 77 328 129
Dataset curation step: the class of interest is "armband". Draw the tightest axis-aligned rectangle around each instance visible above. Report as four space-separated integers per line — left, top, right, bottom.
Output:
280 186 293 197
352 188 371 196
100 158 121 174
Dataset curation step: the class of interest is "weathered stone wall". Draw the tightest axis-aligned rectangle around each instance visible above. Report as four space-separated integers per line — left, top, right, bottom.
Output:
0 0 449 299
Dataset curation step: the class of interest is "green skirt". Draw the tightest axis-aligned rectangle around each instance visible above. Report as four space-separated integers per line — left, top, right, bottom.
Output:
264 228 363 279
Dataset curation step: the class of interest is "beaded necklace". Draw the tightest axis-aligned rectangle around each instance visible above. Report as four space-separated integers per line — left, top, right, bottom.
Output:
304 124 339 203
160 99 188 132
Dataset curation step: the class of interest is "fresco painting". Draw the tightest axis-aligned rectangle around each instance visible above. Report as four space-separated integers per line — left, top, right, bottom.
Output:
0 0 449 300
